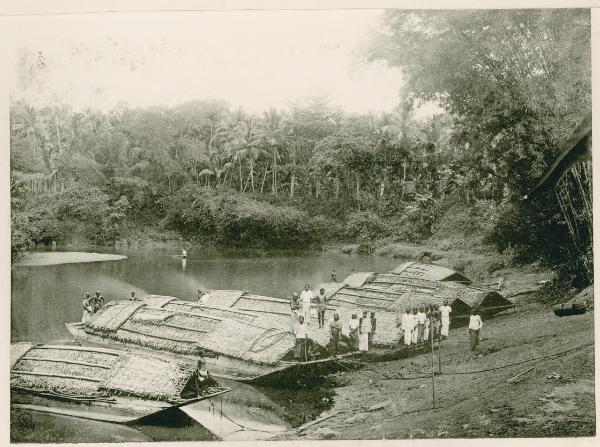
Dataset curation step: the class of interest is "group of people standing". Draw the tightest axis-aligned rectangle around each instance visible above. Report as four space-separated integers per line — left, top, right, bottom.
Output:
398 300 452 347
290 283 378 360
81 291 105 323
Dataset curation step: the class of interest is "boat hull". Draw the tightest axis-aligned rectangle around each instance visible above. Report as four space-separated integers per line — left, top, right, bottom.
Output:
11 387 227 425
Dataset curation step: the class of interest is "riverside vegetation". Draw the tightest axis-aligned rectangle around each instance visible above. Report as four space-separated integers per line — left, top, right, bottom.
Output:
10 10 591 291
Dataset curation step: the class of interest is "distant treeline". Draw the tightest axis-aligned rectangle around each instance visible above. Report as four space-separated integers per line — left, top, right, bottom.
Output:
10 9 591 286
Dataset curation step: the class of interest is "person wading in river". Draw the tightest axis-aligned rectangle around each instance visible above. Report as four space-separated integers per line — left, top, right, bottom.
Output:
329 313 342 357
82 293 93 323
469 308 483 352
440 300 452 339
315 288 327 328
300 283 314 325
294 315 308 361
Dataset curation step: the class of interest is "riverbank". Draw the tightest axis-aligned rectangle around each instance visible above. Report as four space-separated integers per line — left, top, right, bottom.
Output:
277 301 595 440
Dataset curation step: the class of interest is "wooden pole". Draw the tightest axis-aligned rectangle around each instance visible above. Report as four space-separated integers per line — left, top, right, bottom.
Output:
431 328 436 409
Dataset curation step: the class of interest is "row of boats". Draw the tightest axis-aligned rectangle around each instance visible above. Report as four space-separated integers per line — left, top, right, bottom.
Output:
11 262 513 434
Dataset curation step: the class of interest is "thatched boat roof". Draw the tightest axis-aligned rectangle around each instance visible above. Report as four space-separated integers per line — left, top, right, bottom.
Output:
10 343 203 403
391 262 472 284
336 272 512 318
84 301 295 365
159 290 402 347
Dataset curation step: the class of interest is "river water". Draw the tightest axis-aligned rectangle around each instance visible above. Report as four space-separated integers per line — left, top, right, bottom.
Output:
11 246 402 442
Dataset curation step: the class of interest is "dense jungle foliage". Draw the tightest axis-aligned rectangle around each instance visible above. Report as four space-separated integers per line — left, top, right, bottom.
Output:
10 9 591 285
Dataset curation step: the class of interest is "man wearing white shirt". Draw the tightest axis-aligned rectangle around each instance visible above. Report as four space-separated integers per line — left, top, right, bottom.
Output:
468 309 483 351
400 308 415 346
416 307 427 344
299 283 314 325
439 300 452 339
294 315 308 360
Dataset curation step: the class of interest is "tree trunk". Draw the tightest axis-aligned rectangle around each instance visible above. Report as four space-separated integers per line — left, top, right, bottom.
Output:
290 152 296 198
316 176 320 199
249 159 255 192
272 150 278 195
239 159 243 192
335 177 340 199
290 173 295 197
260 164 269 193
355 172 360 201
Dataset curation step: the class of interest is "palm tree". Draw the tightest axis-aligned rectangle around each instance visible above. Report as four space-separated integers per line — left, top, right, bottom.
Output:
259 108 290 195
227 114 263 192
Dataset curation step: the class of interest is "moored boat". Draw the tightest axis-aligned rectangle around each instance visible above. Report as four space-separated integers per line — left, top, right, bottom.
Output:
65 300 357 386
10 342 230 425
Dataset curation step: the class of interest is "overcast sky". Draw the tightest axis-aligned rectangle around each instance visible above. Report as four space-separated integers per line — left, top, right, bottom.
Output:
7 10 408 114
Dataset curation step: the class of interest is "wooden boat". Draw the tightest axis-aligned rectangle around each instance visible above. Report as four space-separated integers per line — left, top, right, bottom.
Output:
65 300 359 386
318 270 513 326
391 262 473 284
11 342 230 425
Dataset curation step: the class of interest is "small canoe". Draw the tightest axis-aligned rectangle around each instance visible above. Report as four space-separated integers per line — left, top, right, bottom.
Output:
10 342 230 425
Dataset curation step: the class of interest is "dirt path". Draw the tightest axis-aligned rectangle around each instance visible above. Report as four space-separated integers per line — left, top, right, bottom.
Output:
280 304 595 440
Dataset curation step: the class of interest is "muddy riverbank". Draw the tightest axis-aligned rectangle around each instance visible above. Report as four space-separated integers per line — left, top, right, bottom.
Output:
277 300 595 440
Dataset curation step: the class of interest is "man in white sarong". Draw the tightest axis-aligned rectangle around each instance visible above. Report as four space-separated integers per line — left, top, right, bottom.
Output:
300 283 314 325
411 308 419 344
440 300 452 339
400 308 414 346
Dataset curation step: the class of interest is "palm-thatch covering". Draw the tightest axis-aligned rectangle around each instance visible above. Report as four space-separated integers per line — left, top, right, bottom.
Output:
83 301 295 365
157 291 402 347
10 343 209 403
331 271 513 325
391 262 472 284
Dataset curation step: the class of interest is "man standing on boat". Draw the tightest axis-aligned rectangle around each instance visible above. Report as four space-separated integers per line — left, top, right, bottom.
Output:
82 292 93 323
300 283 314 325
329 313 342 357
93 291 104 314
294 315 308 361
129 291 140 301
315 288 327 328
440 300 452 339
289 292 301 331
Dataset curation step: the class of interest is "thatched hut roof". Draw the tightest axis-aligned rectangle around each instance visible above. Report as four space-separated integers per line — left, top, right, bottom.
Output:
391 262 472 284
84 302 295 365
10 343 202 403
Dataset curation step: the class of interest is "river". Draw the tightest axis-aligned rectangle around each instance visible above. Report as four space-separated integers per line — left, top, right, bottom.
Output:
11 246 402 442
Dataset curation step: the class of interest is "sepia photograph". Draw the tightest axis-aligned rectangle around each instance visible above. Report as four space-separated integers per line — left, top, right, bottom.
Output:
4 2 595 443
